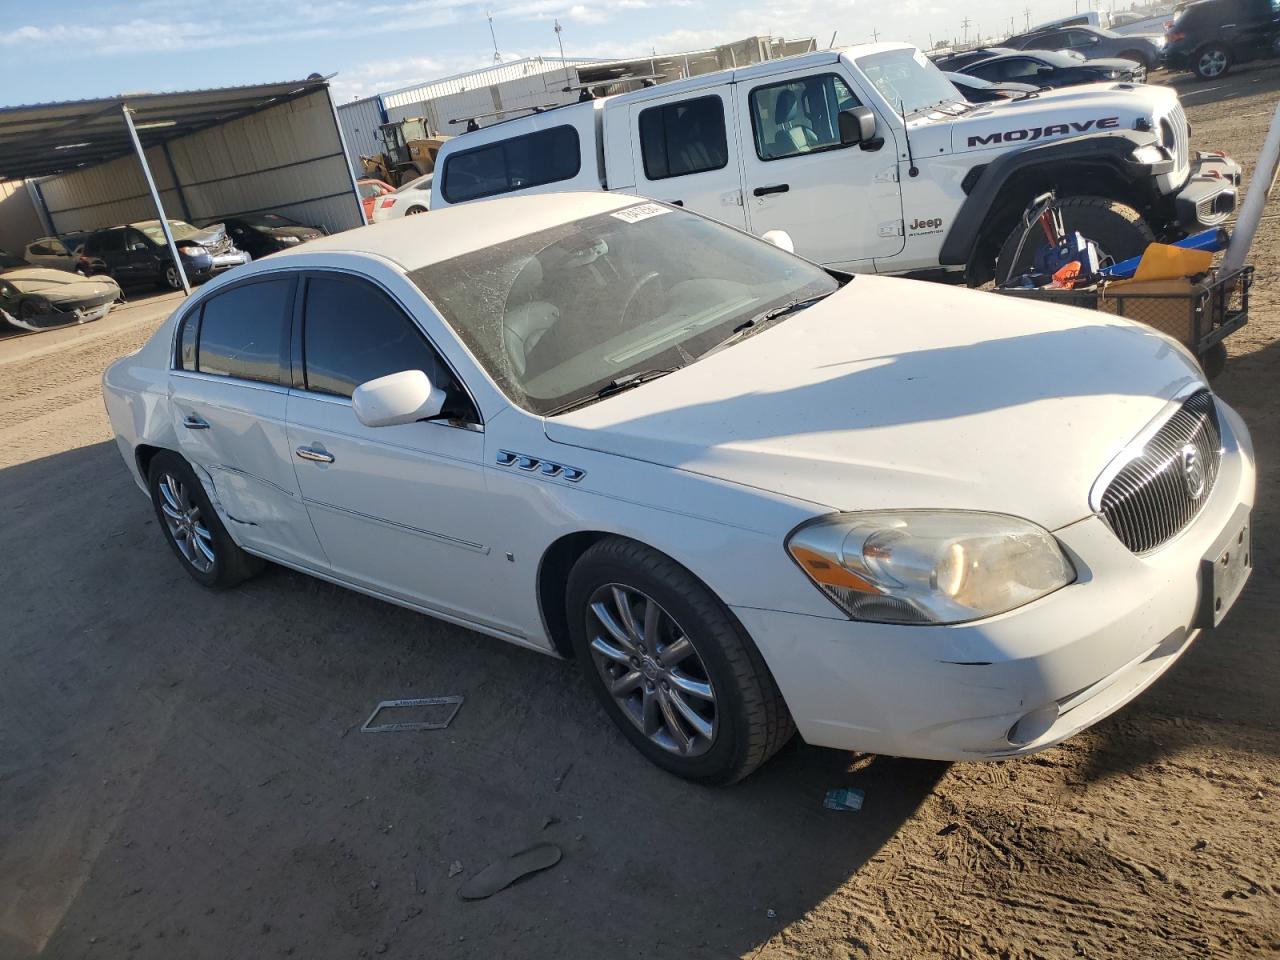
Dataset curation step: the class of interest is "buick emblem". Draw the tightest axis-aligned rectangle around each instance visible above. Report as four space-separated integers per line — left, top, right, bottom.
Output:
1181 444 1206 499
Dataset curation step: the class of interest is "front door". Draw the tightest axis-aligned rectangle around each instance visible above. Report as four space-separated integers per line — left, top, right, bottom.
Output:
627 87 748 228
734 68 904 268
284 273 508 631
169 274 327 567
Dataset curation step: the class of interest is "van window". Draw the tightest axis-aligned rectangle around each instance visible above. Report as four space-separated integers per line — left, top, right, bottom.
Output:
442 125 580 203
748 74 860 161
638 96 729 180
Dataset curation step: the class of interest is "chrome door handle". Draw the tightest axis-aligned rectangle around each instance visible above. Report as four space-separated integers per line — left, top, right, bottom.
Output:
182 415 210 430
295 446 334 464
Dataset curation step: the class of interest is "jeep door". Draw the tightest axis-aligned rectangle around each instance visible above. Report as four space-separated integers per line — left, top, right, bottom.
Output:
733 68 904 268
626 88 748 228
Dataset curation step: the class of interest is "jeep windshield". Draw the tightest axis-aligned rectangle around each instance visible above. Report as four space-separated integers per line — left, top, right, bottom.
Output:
411 203 839 416
857 48 966 116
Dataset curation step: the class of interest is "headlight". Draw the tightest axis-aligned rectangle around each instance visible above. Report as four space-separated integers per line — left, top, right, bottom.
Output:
278 235 302 244
177 245 202 256
786 511 1075 625
1132 143 1169 164
1101 70 1122 79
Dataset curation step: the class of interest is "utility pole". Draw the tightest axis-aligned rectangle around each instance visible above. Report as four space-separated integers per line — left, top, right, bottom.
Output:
960 15 972 43
1024 6 1032 29
554 19 571 92
486 11 501 63
870 26 880 42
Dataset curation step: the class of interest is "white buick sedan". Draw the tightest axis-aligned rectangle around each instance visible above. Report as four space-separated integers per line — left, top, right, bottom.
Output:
103 193 1255 783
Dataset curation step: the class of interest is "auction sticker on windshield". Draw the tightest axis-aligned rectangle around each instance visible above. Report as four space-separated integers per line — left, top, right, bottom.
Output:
612 202 671 224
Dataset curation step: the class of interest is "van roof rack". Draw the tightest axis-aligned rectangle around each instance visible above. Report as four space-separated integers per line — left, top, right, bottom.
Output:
563 73 665 101
448 102 564 132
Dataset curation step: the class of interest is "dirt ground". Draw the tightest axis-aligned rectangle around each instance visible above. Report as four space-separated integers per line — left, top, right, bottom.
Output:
2 68 1279 960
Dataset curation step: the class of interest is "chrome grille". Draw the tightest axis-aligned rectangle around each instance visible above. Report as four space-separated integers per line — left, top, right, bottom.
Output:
1099 390 1221 553
1166 101 1190 181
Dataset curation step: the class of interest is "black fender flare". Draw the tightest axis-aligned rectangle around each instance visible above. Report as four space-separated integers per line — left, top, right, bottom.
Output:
939 130 1172 267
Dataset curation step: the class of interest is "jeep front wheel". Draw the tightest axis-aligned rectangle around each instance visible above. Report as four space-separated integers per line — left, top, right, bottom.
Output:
994 196 1154 284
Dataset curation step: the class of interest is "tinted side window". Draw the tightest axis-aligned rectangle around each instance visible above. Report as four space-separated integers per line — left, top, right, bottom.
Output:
749 74 861 161
442 125 580 203
638 96 729 180
90 230 125 254
303 276 452 401
196 279 292 384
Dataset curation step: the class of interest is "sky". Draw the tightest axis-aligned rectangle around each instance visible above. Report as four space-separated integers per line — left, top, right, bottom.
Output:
0 0 1119 107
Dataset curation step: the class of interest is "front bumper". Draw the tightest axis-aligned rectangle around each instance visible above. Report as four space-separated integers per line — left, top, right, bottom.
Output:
735 399 1256 761
1175 152 1242 228
210 250 252 272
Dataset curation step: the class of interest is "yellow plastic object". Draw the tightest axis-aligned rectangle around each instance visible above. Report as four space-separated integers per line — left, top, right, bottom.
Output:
1117 242 1214 284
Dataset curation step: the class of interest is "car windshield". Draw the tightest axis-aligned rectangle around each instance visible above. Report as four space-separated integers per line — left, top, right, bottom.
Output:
857 48 964 115
411 203 839 416
138 220 201 243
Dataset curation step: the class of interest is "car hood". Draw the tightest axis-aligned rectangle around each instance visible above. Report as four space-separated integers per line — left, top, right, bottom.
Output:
917 82 1178 157
263 225 323 240
543 277 1204 530
186 224 228 247
4 268 120 300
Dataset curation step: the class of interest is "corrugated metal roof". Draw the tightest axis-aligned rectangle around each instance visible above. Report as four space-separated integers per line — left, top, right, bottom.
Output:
0 77 331 180
380 57 600 110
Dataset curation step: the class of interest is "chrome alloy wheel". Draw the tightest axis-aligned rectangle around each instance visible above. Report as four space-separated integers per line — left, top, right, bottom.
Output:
586 584 718 757
1198 48 1227 77
157 472 215 573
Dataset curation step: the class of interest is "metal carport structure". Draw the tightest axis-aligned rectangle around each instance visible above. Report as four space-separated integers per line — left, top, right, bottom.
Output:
0 78 365 293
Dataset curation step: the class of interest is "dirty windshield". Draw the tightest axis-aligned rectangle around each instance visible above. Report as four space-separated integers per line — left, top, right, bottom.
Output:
138 220 203 243
412 203 838 415
857 48 965 115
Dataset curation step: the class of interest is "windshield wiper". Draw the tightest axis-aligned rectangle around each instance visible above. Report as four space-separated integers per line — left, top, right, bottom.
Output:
545 368 677 416
701 292 832 357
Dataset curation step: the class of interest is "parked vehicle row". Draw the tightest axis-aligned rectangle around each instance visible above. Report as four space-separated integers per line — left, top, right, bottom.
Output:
953 47 1148 86
102 192 1257 784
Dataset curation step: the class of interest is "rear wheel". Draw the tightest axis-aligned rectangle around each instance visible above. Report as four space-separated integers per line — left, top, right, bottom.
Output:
994 195 1155 285
405 205 427 216
1194 43 1231 79
147 451 263 588
566 537 794 784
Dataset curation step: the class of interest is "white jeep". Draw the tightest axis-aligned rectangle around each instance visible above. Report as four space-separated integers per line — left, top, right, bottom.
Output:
430 42 1240 284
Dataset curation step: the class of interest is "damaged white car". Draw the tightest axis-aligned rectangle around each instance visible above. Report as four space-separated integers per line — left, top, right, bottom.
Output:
102 194 1255 783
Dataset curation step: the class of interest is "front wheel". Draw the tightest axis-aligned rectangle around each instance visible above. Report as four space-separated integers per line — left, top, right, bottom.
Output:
159 263 184 291
566 537 795 784
405 205 428 216
1194 43 1231 79
994 196 1155 285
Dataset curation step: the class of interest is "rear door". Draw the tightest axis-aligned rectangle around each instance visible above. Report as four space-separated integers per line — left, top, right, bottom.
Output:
627 89 748 228
734 67 904 267
170 275 327 568
88 229 129 280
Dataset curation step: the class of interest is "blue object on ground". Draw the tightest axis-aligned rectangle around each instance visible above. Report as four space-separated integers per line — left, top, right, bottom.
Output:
823 787 866 811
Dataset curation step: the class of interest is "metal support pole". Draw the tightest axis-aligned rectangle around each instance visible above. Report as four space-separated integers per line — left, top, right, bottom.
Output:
121 105 190 295
324 85 369 225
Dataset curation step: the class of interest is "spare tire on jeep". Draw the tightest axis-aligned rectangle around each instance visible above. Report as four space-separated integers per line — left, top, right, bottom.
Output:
994 195 1155 285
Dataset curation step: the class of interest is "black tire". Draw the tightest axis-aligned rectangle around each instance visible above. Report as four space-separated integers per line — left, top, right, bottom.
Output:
566 537 794 784
1193 43 1231 80
1200 341 1228 379
147 451 264 589
158 262 184 291
994 195 1155 285
405 205 428 216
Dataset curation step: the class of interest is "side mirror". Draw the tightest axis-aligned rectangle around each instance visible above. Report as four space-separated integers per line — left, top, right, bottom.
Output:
352 369 446 428
1038 66 1055 76
761 230 795 253
838 106 877 146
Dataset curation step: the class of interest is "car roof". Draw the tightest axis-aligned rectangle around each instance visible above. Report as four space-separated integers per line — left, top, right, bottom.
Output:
268 192 646 271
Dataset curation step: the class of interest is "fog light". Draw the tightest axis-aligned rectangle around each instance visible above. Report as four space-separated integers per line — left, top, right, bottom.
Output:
1007 703 1059 746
